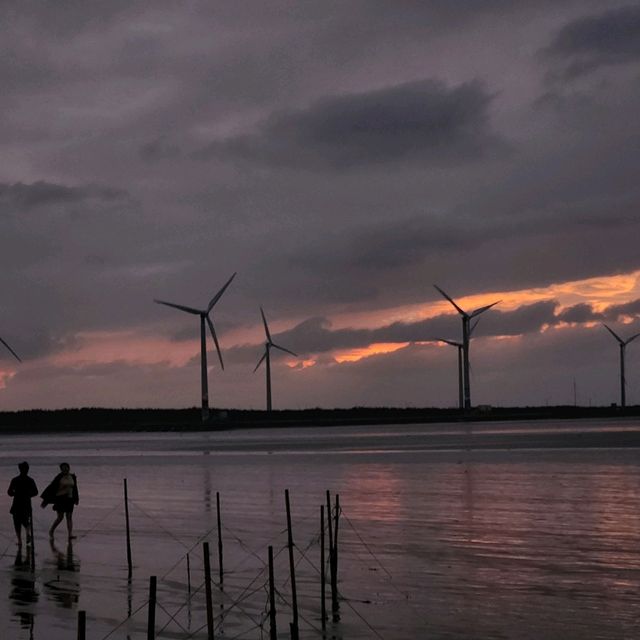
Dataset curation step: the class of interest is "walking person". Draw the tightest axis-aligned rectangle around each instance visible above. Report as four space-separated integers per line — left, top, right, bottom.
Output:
41 463 79 540
7 461 38 547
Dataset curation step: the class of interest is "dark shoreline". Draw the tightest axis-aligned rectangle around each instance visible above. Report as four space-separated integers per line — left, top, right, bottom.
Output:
0 405 639 435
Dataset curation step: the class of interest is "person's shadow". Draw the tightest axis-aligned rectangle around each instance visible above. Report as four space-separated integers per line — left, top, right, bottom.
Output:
9 548 38 636
43 539 80 609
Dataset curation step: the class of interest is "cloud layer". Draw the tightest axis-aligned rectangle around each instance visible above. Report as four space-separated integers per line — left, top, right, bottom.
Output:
1 1 640 409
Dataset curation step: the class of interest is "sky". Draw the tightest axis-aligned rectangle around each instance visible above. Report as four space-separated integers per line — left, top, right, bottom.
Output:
1 1 640 411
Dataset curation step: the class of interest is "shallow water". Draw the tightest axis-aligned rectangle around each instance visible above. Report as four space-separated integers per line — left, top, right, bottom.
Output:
2 418 640 639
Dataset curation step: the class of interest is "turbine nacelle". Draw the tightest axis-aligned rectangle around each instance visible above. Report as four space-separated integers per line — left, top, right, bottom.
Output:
254 306 298 372
603 323 640 347
154 272 236 370
433 284 500 319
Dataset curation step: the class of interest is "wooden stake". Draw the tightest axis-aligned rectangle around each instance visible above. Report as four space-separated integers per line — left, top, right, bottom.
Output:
326 490 334 566
203 541 215 640
187 553 192 595
147 576 156 640
326 491 337 620
29 511 35 571
216 491 224 588
268 545 277 640
332 494 340 621
124 478 132 578
77 610 86 640
285 489 299 640
320 505 327 631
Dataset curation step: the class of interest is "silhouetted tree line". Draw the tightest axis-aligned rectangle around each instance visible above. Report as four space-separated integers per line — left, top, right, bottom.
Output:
0 405 638 434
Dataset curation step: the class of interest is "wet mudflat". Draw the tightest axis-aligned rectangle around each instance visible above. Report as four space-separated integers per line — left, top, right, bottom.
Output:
1 418 640 639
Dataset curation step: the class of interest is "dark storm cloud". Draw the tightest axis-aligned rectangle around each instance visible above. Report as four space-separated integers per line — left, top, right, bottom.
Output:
228 301 564 363
554 299 640 324
139 136 182 164
481 302 558 336
229 294 640 365
0 181 128 215
195 79 503 170
2 2 133 38
606 298 640 319
557 303 604 324
544 5 640 77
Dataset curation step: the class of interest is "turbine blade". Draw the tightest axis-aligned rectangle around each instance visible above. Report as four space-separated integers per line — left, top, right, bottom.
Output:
625 332 640 345
0 336 21 363
154 299 202 315
272 343 297 357
206 316 224 370
469 318 480 336
207 272 236 312
435 338 462 348
470 300 500 318
260 306 272 343
433 285 466 316
253 351 267 373
603 324 624 344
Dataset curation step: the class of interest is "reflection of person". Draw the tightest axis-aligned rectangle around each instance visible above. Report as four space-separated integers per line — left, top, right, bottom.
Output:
50 538 78 571
7 461 38 547
40 463 79 540
10 547 38 633
44 538 80 609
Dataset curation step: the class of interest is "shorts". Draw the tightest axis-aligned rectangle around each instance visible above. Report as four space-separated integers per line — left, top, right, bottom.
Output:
53 497 75 514
12 510 31 529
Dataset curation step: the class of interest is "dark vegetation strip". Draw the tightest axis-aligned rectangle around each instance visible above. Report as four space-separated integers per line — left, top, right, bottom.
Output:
0 405 639 434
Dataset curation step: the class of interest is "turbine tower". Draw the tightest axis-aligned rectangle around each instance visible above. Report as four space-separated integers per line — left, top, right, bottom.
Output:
603 324 640 408
155 273 236 422
434 285 499 410
435 338 463 410
254 307 297 411
0 336 21 362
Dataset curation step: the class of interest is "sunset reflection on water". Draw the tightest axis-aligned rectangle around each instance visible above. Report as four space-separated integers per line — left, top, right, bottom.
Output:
2 421 640 639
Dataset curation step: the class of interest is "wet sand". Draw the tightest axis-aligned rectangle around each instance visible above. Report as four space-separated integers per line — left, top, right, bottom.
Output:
2 418 640 639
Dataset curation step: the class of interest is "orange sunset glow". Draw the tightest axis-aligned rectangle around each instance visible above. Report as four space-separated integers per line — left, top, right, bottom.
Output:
322 270 640 364
332 270 640 329
11 269 639 371
334 342 411 363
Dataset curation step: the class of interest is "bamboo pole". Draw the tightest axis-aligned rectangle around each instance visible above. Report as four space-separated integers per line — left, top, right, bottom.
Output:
187 553 191 595
326 491 336 620
124 478 132 578
285 489 299 640
29 511 35 571
77 610 86 640
268 545 277 640
321 505 327 632
203 541 215 640
332 494 340 621
147 576 156 640
216 491 224 589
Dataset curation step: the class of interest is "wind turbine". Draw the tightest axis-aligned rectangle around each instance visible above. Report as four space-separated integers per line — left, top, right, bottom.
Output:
603 324 640 408
254 307 297 411
435 320 479 411
0 336 21 363
155 273 236 422
434 285 499 410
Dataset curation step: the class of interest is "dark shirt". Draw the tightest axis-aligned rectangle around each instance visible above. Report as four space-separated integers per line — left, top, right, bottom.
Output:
41 473 79 507
7 474 38 515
